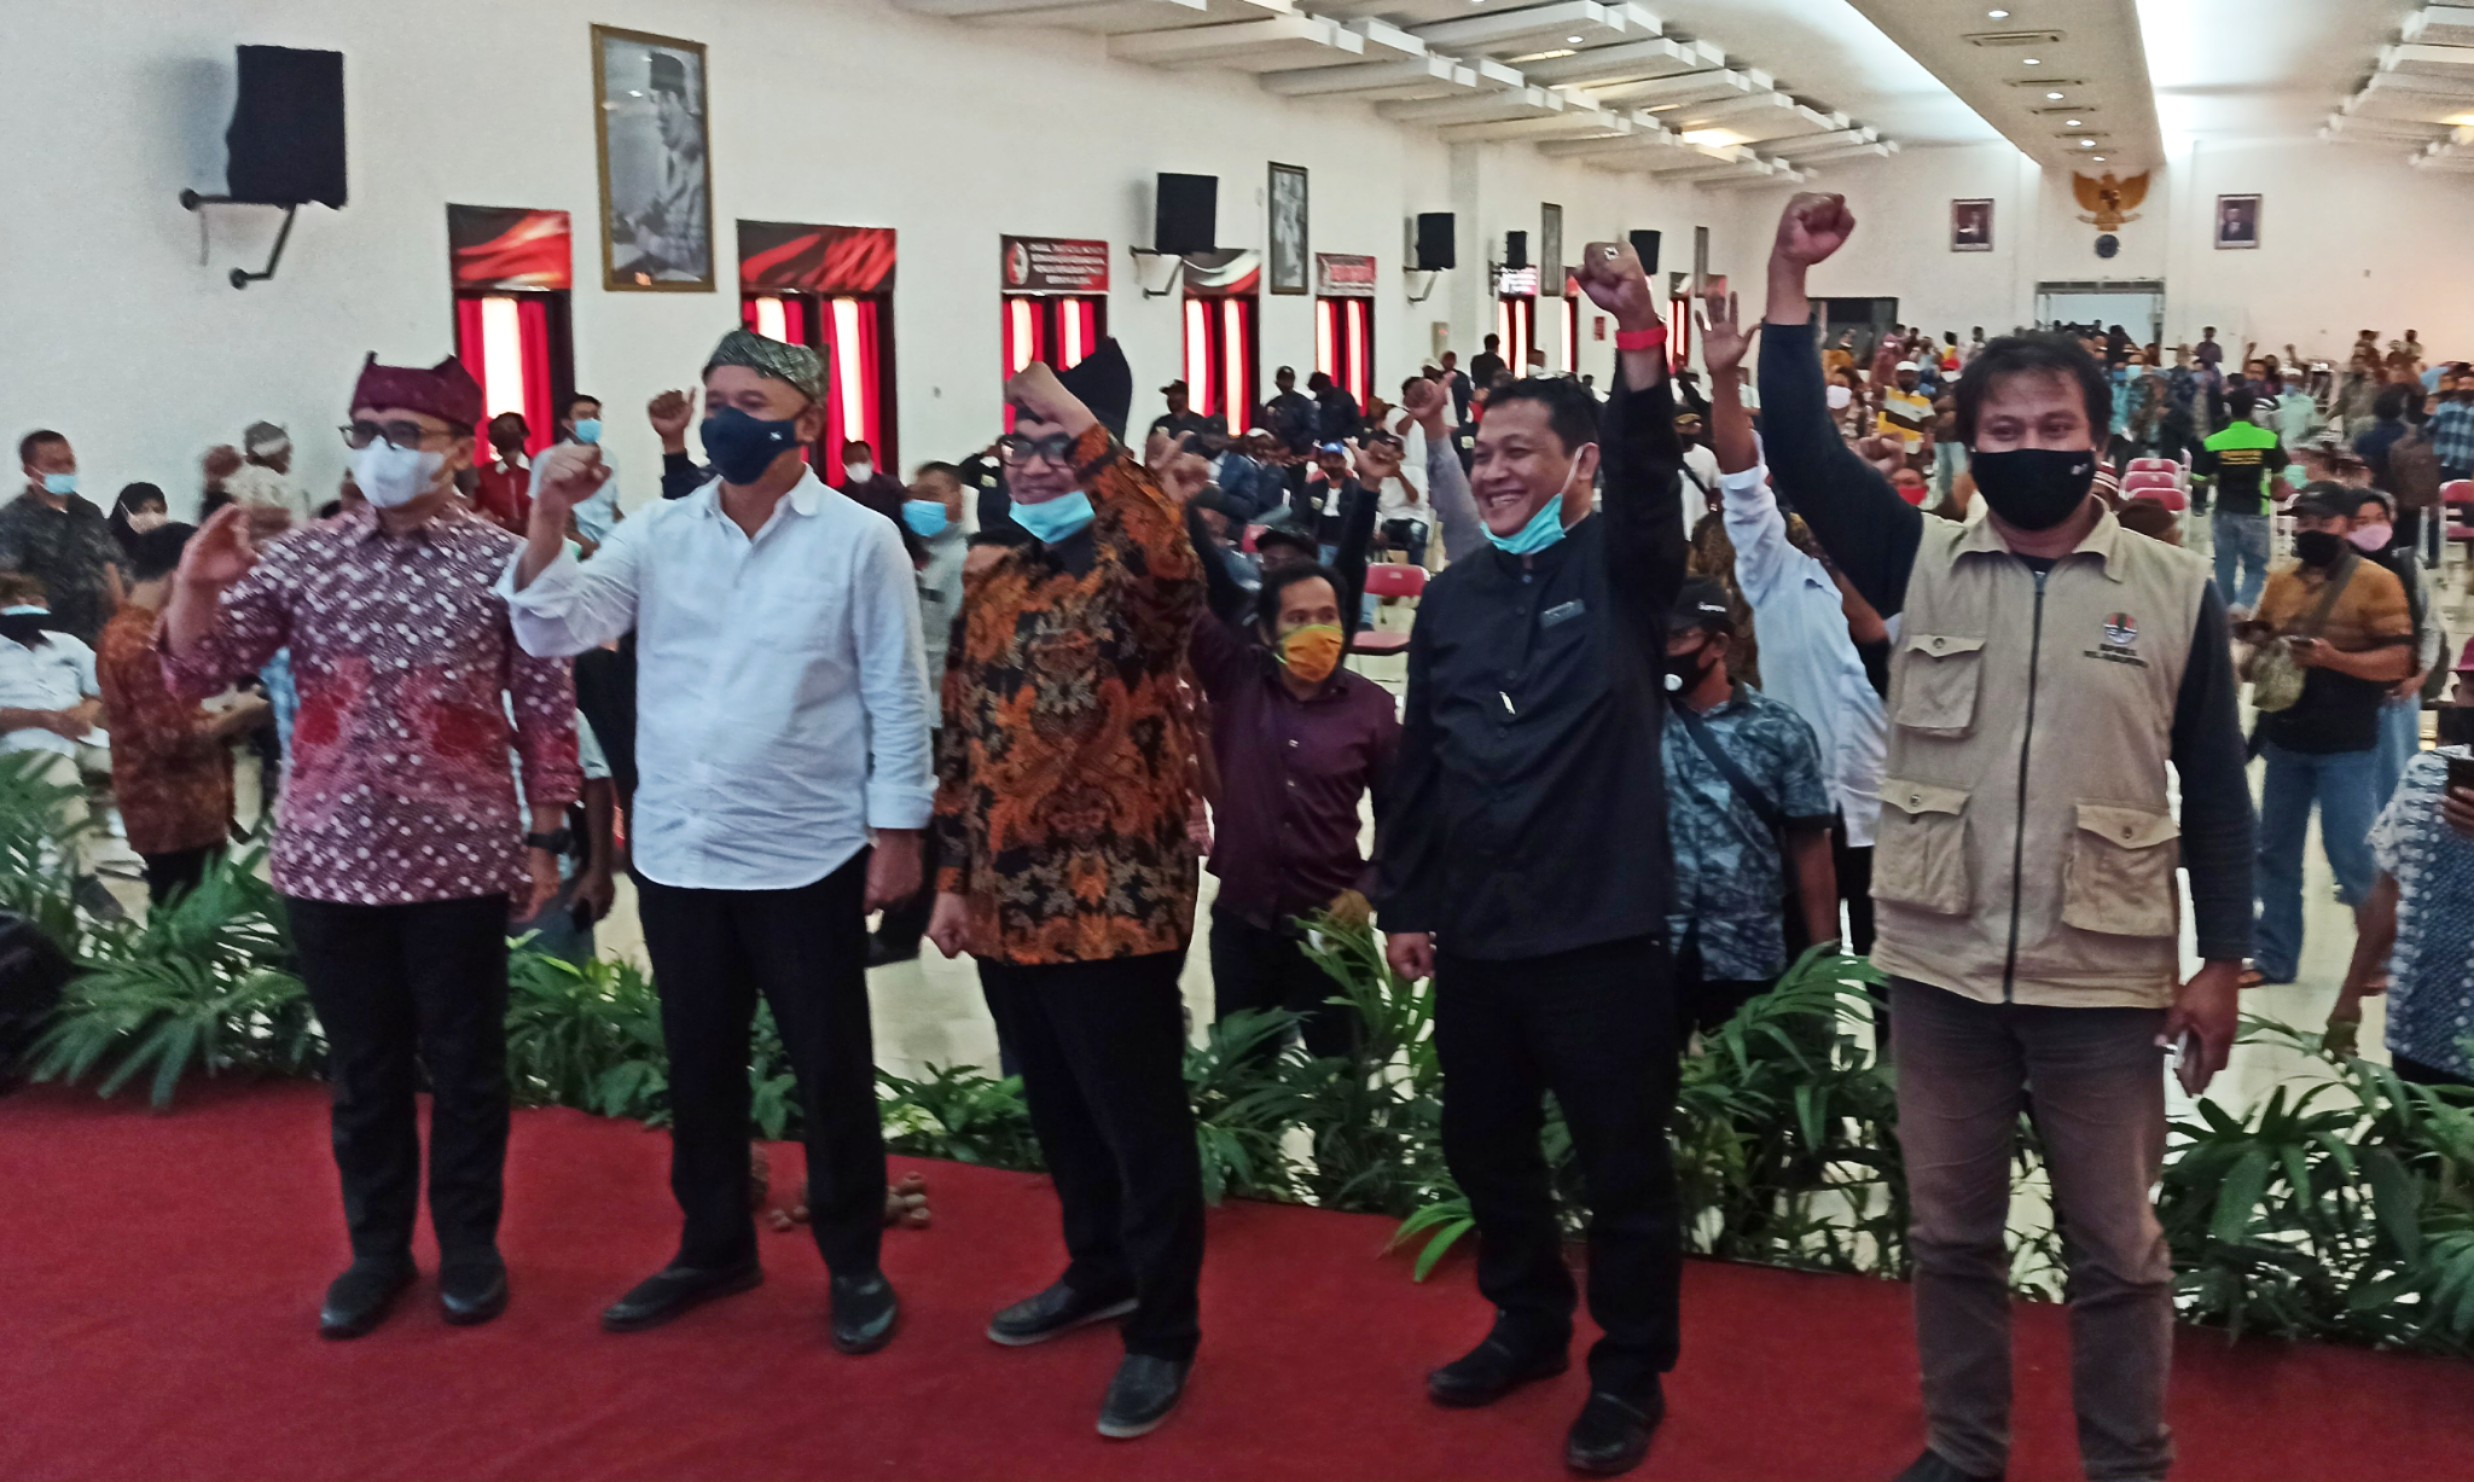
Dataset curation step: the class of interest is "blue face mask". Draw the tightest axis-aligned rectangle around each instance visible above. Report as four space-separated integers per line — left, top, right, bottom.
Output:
571 419 602 445
700 406 804 485
1011 491 1095 545
902 499 950 539
40 472 77 497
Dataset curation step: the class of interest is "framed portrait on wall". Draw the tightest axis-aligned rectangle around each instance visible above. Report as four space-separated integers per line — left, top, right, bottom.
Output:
2215 194 2261 250
593 25 714 291
1268 162 1309 295
1540 203 1563 294
1950 198 1993 252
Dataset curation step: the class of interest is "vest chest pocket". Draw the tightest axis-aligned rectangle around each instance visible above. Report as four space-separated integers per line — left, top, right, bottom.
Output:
1874 780 1972 915
1894 633 1988 736
2062 803 2180 938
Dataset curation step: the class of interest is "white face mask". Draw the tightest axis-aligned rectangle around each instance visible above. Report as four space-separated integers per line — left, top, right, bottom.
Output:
844 461 874 483
1826 385 1855 412
126 510 169 534
351 442 446 508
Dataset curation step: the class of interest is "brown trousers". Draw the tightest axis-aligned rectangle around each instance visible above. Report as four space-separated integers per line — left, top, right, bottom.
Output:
1891 979 2175 1482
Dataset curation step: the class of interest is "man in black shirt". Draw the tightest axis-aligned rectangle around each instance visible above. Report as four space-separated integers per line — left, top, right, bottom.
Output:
1146 380 1225 444
1307 371 1362 441
1261 366 1320 455
1378 240 1686 1478
1468 333 1507 392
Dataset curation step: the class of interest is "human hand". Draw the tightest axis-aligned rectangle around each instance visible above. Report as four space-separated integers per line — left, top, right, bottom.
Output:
203 445 244 483
2287 636 2328 669
2392 670 2427 702
1401 377 1448 434
177 504 284 592
2443 783 2474 841
213 694 273 738
1575 240 1658 330
2323 992 2364 1059
2162 959 2241 1094
1384 930 1435 983
1774 192 1857 268
529 443 611 527
1698 285 1760 376
515 848 562 926
865 829 925 912
571 865 616 928
1004 360 1099 440
927 891 971 958
1354 438 1404 488
648 389 696 449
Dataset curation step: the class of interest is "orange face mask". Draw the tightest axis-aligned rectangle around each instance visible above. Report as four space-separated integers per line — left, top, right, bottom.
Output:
1275 623 1344 685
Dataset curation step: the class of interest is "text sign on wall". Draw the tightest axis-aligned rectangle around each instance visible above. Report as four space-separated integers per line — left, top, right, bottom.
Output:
1313 252 1377 297
1002 235 1110 295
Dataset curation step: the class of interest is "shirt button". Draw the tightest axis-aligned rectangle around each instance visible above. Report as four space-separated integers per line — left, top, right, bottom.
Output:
1909 792 1922 807
1287 739 1298 748
2122 825 2136 840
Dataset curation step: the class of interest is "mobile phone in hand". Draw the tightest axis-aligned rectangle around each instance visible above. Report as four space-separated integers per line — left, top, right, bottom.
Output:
2167 1029 2204 1095
2447 753 2474 794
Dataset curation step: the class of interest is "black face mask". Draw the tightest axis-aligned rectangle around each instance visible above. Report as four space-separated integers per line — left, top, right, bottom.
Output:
0 611 49 647
1969 447 2095 532
1663 638 1719 693
2292 529 2345 568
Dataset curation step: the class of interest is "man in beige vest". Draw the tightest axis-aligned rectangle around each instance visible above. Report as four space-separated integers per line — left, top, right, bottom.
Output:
1757 194 2255 1482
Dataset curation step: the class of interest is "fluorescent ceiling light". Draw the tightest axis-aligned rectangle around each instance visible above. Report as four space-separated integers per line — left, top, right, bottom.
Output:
2022 57 2041 66
2066 118 2082 126
1987 8 2010 16
2046 90 2064 99
1566 35 1583 43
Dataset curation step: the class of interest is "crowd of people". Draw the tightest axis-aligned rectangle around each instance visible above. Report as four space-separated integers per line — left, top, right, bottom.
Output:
5 190 2473 1482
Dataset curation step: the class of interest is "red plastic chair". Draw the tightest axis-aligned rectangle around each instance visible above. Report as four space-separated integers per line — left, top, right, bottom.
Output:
2119 471 2179 496
2126 458 2184 479
2441 480 2474 507
1351 563 1428 658
2143 487 2188 512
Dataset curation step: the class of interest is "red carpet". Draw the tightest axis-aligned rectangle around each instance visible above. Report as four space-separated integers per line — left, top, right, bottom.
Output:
4 1082 2470 1482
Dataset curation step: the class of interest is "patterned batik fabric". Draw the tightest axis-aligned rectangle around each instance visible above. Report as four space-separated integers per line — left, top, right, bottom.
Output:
1660 684 1834 982
934 426 1206 966
161 503 578 905
2370 748 2474 1079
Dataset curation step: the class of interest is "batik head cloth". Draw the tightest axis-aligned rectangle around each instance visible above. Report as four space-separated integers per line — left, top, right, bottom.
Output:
350 353 484 429
703 329 825 403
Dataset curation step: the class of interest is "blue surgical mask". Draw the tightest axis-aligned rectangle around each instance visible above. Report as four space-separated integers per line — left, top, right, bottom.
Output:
40 472 77 497
700 406 804 486
1011 491 1095 545
571 419 602 445
902 499 950 539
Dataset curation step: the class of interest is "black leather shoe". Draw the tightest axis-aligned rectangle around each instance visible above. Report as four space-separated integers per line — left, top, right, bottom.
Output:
1097 1354 1191 1440
1565 1386 1663 1477
319 1256 415 1341
600 1258 762 1333
829 1270 900 1355
439 1254 508 1327
1892 1449 2003 1482
1427 1330 1570 1408
986 1280 1138 1347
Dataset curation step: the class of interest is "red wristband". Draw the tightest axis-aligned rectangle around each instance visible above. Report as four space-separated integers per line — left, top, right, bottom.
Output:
1614 326 1667 352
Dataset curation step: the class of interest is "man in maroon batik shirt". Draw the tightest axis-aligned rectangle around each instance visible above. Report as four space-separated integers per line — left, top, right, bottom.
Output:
163 353 578 1342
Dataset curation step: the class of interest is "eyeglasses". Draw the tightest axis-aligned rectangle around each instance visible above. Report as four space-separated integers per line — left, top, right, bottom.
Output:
340 420 442 452
997 432 1076 465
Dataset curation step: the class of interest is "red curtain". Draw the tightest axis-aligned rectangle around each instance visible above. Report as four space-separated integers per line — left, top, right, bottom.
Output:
451 292 557 453
820 297 888 481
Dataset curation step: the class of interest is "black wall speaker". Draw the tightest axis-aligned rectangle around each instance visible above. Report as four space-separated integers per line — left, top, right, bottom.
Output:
1629 230 1661 276
1503 230 1529 270
1154 173 1217 256
1414 212 1456 270
226 46 347 208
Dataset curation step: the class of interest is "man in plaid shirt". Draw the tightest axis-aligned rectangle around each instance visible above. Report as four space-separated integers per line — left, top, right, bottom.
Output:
2430 376 2474 482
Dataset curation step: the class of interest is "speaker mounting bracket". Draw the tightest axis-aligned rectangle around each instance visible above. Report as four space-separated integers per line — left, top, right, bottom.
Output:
179 192 301 290
1405 268 1443 305
1128 248 1186 300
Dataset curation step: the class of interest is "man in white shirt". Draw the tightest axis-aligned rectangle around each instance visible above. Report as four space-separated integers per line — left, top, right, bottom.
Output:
505 329 933 1356
557 394 622 546
0 573 110 908
1378 378 1434 565
221 422 315 525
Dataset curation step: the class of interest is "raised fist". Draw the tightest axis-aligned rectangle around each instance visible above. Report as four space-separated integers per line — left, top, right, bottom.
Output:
1775 193 1857 267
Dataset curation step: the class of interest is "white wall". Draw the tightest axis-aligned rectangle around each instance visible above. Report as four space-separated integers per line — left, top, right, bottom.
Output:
1716 137 2474 367
0 0 1736 518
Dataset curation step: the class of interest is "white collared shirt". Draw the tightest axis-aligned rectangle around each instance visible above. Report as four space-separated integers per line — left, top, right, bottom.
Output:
0 630 98 757
1719 461 1888 845
498 467 933 890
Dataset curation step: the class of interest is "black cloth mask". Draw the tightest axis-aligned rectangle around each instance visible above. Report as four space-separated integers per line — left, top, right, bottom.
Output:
1969 447 2096 532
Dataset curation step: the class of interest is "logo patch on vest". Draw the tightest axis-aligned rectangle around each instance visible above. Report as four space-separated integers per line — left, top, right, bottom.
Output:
2084 611 2147 668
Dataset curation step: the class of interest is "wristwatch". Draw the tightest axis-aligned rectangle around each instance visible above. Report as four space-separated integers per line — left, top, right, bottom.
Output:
524 829 574 855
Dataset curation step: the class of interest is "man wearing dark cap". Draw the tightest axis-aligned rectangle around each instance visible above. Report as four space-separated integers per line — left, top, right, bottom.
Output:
1262 365 1320 455
163 353 580 1340
1377 240 1690 1475
508 328 932 1354
1147 379 1224 444
926 342 1209 1442
1658 577 1838 1031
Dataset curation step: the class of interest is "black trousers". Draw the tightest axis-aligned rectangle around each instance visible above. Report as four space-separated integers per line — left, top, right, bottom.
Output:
1434 933 1682 1403
871 826 942 956
980 951 1203 1363
1833 826 1875 957
1208 912 1360 1060
1673 934 1773 1038
139 846 216 907
2396 1052 2472 1088
635 854 884 1276
284 893 512 1263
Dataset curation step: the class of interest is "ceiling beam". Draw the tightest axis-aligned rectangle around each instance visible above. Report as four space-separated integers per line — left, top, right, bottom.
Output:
1510 35 1722 87
1377 86 1565 125
1764 125 1878 156
1585 65 1754 110
1410 0 1622 57
1258 54 1463 96
1435 110 1632 142
1111 15 1359 65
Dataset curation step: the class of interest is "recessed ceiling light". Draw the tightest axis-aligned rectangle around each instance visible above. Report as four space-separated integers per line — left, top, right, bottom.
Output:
2079 138 2095 147
2092 156 2106 162
2045 91 2064 100
2022 57 2042 66
1987 8 2009 16
1567 34 1583 43
2066 118 2082 126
